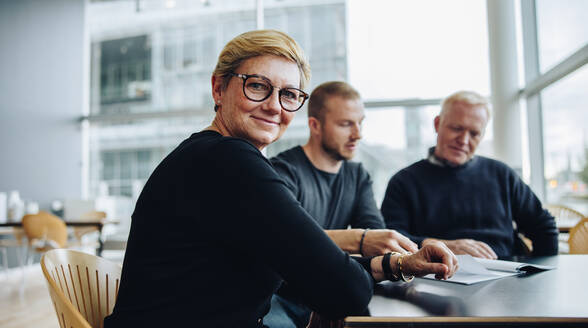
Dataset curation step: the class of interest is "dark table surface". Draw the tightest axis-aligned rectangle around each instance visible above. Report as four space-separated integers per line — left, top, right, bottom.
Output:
345 255 588 327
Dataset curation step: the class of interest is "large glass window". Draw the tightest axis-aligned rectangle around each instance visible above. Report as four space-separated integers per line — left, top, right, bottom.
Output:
87 0 495 208
541 64 588 213
535 0 588 72
347 0 490 100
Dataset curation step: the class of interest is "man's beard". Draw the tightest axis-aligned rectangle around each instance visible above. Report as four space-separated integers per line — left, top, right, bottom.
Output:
321 139 350 162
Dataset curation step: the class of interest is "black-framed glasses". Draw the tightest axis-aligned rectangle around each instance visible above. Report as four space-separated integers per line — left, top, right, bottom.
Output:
229 72 309 112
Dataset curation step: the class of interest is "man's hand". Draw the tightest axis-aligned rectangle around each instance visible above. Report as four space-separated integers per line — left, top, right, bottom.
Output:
423 238 497 259
403 240 458 280
362 229 418 256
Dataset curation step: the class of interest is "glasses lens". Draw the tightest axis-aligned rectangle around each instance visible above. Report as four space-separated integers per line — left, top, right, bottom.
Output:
279 88 305 111
243 76 271 101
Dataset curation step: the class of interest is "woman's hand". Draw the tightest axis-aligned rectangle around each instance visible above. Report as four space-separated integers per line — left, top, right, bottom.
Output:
402 240 459 280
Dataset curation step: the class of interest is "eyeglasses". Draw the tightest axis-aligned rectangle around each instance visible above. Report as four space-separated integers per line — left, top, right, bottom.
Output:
229 73 309 112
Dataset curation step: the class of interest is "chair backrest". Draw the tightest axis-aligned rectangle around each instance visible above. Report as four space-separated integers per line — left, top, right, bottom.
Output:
22 211 68 251
80 211 107 222
544 204 585 221
41 249 122 328
569 218 588 254
73 210 107 241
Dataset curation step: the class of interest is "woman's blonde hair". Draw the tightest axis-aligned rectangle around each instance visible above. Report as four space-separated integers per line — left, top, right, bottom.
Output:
213 29 311 92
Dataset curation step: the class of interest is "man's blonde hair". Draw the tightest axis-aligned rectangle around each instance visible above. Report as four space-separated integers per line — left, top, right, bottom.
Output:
213 29 311 92
440 90 491 120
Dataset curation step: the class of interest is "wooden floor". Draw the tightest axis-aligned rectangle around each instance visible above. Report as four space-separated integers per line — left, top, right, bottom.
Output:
0 265 60 328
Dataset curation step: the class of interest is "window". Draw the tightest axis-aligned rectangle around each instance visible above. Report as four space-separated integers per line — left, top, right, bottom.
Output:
97 35 151 108
541 65 588 213
347 0 490 100
536 0 588 72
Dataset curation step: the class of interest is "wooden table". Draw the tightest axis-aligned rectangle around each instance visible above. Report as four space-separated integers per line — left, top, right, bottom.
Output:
0 220 116 256
344 255 588 327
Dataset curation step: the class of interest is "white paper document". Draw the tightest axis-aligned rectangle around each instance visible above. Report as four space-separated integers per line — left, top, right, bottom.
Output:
422 255 556 285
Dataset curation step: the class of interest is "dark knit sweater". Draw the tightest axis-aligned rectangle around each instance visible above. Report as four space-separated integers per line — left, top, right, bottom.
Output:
381 156 558 258
105 131 373 328
270 146 385 230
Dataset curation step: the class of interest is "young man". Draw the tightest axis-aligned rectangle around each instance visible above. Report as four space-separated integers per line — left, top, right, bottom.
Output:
266 81 417 328
381 90 558 260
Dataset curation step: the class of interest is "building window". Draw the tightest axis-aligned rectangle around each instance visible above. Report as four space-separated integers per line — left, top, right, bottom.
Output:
97 35 151 107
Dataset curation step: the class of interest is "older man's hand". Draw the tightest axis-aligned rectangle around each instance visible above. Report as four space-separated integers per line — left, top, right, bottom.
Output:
423 238 497 260
403 240 459 280
362 229 418 256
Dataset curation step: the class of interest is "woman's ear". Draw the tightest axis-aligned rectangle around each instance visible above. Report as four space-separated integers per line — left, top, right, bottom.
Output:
211 75 223 105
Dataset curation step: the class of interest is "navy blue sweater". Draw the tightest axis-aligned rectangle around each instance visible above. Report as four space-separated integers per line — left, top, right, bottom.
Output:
381 156 558 258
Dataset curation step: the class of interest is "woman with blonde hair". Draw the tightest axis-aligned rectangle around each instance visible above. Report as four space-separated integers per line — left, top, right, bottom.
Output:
105 29 457 328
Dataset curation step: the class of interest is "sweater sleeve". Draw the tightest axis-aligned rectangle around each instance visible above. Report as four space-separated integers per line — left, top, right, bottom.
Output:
380 171 426 245
350 164 386 229
509 172 558 255
209 140 373 318
269 155 300 198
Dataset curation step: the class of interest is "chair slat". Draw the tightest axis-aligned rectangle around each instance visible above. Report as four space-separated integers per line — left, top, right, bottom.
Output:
60 265 74 304
95 270 102 322
76 265 89 320
105 274 109 314
86 266 95 325
41 249 122 328
67 264 82 313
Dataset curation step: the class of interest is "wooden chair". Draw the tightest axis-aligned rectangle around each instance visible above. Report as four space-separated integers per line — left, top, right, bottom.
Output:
22 211 68 262
41 249 122 328
544 204 585 222
569 218 588 254
71 211 107 252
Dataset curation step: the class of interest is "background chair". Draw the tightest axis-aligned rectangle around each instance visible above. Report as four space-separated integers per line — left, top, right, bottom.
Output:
19 211 68 294
544 204 586 254
41 249 121 328
22 211 68 264
71 210 107 254
544 204 585 226
569 218 588 254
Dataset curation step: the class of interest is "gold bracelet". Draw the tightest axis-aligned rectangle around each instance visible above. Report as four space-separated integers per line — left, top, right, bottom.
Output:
397 253 414 283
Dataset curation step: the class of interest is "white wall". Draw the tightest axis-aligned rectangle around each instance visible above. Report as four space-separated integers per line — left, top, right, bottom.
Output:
0 0 85 210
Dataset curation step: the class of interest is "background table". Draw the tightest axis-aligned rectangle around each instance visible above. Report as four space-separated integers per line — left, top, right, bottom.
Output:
0 220 114 255
345 255 588 327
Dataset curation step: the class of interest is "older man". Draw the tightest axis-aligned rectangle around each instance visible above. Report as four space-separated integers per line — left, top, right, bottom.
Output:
267 81 417 328
381 90 558 259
